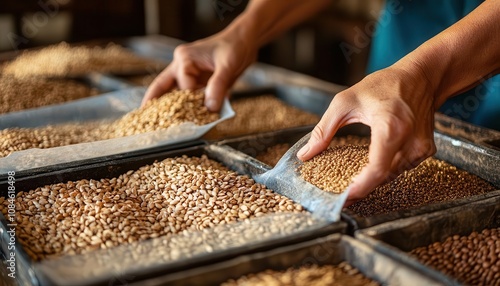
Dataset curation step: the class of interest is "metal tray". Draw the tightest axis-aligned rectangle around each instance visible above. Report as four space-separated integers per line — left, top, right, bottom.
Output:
216 127 500 232
355 195 500 285
139 233 453 286
435 113 500 152
202 86 336 142
0 144 345 286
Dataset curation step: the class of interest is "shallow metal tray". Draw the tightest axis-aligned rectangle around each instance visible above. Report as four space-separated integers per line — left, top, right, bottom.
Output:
0 144 345 286
217 127 500 232
435 113 500 151
140 233 453 286
355 195 500 285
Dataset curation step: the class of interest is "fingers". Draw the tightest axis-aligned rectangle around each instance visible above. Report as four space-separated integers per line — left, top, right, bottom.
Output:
297 93 356 161
347 116 410 202
204 68 232 112
142 68 176 107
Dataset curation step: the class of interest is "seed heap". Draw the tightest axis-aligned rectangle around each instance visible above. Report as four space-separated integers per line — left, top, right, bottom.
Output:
300 145 369 194
256 143 291 166
300 145 495 216
410 228 500 285
204 95 319 139
2 42 156 78
0 155 303 261
222 262 379 286
256 135 371 167
0 76 98 114
0 90 219 157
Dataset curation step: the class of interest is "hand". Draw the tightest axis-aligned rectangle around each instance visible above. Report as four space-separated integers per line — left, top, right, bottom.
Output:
143 32 258 111
297 66 437 206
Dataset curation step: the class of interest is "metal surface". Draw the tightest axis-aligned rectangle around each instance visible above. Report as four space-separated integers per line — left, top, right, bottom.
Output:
355 195 500 285
435 113 500 151
0 144 345 286
140 234 453 286
217 127 500 232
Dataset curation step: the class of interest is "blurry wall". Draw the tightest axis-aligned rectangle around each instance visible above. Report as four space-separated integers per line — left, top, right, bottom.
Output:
155 0 384 85
0 0 384 86
0 0 145 51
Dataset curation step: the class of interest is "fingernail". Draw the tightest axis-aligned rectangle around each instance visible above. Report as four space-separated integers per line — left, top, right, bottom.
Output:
205 99 217 111
297 144 310 158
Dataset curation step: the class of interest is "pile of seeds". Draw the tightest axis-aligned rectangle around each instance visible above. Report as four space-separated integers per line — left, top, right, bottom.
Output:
255 135 370 167
300 145 495 216
222 262 379 286
52 213 320 281
204 95 319 139
410 228 500 285
0 76 98 114
2 42 155 78
256 143 291 166
0 90 218 157
0 155 303 261
300 145 369 194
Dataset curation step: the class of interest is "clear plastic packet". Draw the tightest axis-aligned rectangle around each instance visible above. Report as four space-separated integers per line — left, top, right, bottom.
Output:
0 88 235 172
254 133 349 222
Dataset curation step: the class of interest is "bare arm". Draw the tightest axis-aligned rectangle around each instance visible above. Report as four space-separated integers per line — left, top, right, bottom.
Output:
298 0 500 205
143 0 330 110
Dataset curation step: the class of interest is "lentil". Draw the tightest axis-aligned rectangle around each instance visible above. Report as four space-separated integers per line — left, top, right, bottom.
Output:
410 227 500 286
222 262 379 286
0 155 303 260
204 95 319 139
0 90 218 157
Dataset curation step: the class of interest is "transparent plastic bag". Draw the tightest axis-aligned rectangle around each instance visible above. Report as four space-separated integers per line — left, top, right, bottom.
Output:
254 133 349 222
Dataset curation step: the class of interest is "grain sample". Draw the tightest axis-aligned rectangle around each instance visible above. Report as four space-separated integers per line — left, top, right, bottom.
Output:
0 155 303 261
0 90 218 157
299 145 495 216
222 262 379 286
410 228 500 285
0 76 98 114
2 42 156 78
300 145 369 194
204 95 319 140
255 135 371 167
256 143 291 166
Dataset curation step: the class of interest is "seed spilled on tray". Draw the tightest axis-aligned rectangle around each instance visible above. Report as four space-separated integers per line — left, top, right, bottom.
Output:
409 227 500 285
204 95 319 140
2 42 156 78
299 144 495 216
0 155 304 261
0 76 98 114
0 90 219 157
222 262 380 286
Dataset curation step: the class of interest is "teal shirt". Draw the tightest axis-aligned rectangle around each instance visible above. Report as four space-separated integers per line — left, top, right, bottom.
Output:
368 0 500 130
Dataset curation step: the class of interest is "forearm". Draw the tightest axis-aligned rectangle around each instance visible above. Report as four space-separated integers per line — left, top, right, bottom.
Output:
393 0 500 108
221 0 330 47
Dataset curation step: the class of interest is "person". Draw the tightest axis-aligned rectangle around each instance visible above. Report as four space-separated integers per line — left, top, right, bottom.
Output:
143 0 500 206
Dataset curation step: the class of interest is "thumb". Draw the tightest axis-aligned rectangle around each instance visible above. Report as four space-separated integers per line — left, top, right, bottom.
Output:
297 102 350 161
205 67 236 112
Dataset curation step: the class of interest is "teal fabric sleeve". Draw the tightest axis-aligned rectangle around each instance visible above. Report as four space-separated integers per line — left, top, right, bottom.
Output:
367 0 500 130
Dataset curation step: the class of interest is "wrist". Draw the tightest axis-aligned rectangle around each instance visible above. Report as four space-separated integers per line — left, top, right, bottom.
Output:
392 43 451 108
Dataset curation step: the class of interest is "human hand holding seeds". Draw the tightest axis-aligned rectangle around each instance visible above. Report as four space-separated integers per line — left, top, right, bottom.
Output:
297 66 437 207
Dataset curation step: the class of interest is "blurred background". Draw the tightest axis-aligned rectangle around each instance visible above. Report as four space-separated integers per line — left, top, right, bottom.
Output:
0 0 384 86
